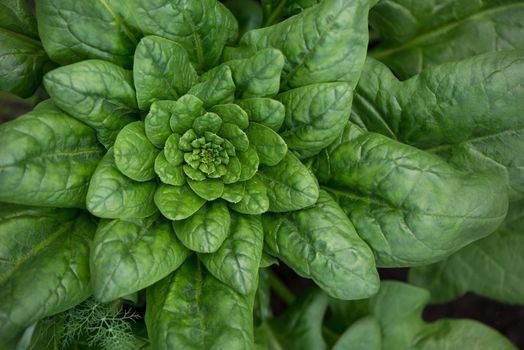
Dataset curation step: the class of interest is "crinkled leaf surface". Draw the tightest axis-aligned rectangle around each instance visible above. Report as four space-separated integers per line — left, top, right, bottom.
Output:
230 175 269 215
246 122 287 166
173 200 231 253
0 206 94 344
277 82 353 158
44 59 138 148
409 199 524 304
36 0 138 67
146 257 254 350
263 191 379 299
154 183 206 221
128 0 238 70
134 35 198 110
86 148 157 219
237 98 285 131
351 52 524 199
314 123 508 266
239 0 374 90
200 212 263 295
0 0 38 37
369 0 524 78
114 121 159 182
145 100 178 148
188 65 236 108
259 152 319 212
91 215 190 302
0 100 104 208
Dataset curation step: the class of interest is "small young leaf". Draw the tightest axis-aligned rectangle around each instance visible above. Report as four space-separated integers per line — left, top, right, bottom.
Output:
237 146 260 181
169 94 205 133
221 182 246 203
187 178 225 201
246 122 287 166
188 65 236 108
209 104 250 130
145 100 178 148
154 183 206 221
219 123 250 152
155 151 186 186
237 98 285 131
230 176 269 215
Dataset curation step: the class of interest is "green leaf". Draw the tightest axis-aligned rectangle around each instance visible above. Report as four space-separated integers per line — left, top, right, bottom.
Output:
188 65 236 108
332 316 381 350
225 48 285 98
237 98 285 131
0 100 104 208
91 215 190 302
128 0 238 70
369 0 524 79
314 123 509 267
146 257 254 350
219 123 250 152
0 0 38 37
277 82 353 158
169 94 205 134
44 59 138 148
246 122 287 166
352 53 524 199
134 35 198 110
239 0 373 90
36 0 137 67
237 146 260 181
155 151 186 186
145 100 178 148
221 182 245 203
164 133 184 166
154 183 206 221
114 121 159 182
173 200 231 253
263 191 379 299
0 28 48 97
188 178 225 201
230 176 269 215
0 208 94 344
200 213 263 295
408 200 524 304
86 148 157 219
259 151 319 212
209 104 249 130
192 112 222 135
256 290 327 350
222 0 263 36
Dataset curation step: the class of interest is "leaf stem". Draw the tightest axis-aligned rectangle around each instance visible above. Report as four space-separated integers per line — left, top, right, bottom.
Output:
267 270 295 305
264 0 287 27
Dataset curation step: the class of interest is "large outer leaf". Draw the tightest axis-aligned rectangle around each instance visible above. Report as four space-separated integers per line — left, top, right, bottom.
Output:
199 213 263 295
263 191 379 300
146 257 254 350
369 0 524 78
314 123 508 267
86 148 157 219
239 0 375 90
36 0 137 67
277 82 353 158
0 100 104 208
91 215 190 302
351 52 524 199
409 199 524 304
128 0 238 71
134 35 198 110
259 152 319 212
0 206 94 344
44 59 138 148
255 290 327 350
0 0 38 37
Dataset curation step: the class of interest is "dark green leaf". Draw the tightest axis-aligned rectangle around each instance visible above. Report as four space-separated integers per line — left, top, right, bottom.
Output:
187 178 225 201
145 100 178 148
169 94 205 134
236 98 285 131
44 59 138 148
155 151 186 186
237 146 260 181
0 100 104 208
246 122 287 166
134 35 198 110
332 316 381 350
91 215 190 302
0 0 38 37
188 65 236 108
230 176 269 215
221 182 245 203
209 104 249 130
154 183 206 221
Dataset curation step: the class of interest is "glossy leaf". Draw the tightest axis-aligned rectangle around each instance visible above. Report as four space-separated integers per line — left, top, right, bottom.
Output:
332 316 381 350
0 100 104 208
351 52 524 199
134 35 198 110
239 0 374 90
188 65 236 108
259 152 319 212
155 151 186 186
145 100 178 148
221 182 245 203
315 123 508 267
128 0 238 70
246 122 287 166
200 213 263 295
146 257 254 350
91 215 190 302
225 48 285 98
44 59 138 148
169 94 205 133
154 183 206 221
369 0 524 78
210 104 250 130
86 148 157 219
230 176 269 215
36 0 137 67
0 208 94 344
187 178 224 201
173 200 231 253
114 121 159 182
263 191 379 299
237 98 285 131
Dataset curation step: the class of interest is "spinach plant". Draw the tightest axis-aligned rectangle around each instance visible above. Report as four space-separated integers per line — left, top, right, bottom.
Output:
0 0 522 349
